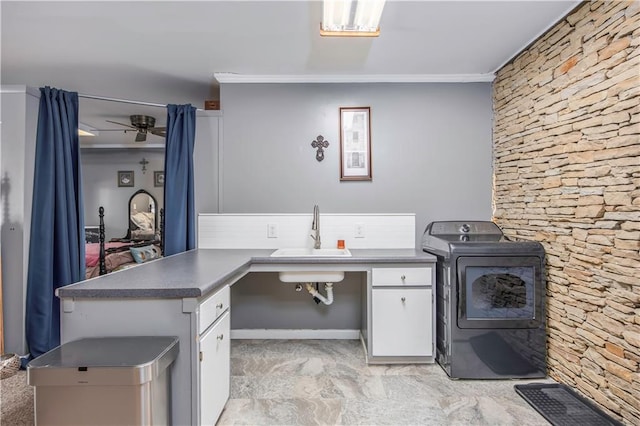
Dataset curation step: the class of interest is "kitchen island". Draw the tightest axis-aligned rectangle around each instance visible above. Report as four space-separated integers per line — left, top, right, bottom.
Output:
57 248 436 425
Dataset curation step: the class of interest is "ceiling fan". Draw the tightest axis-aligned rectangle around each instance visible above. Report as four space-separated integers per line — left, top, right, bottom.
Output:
99 115 166 142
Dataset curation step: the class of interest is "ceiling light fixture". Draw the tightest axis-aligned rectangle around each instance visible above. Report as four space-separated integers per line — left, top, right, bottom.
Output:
320 0 386 37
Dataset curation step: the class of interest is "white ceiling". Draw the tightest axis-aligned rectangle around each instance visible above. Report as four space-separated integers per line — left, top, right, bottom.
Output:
1 0 580 147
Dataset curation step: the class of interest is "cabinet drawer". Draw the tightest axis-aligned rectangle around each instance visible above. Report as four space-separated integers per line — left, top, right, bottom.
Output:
372 267 431 287
199 285 230 334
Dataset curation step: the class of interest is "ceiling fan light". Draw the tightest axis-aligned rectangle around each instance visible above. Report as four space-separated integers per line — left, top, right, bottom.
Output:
321 0 386 37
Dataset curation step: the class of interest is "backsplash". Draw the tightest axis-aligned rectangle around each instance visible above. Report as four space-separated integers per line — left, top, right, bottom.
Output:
198 213 416 249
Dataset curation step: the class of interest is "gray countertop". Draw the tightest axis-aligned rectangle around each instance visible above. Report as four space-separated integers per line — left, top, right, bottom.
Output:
57 248 436 299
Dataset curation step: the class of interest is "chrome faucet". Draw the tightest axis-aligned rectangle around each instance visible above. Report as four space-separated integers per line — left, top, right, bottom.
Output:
310 204 321 249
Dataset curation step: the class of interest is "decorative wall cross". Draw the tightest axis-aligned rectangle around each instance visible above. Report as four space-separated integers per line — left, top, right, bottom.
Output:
139 157 149 174
311 135 329 162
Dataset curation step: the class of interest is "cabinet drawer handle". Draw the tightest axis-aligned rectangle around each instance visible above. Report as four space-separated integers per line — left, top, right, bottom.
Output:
216 303 224 309
401 275 406 281
401 297 406 303
217 334 224 341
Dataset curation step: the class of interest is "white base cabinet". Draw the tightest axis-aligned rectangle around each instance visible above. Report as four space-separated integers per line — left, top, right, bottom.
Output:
365 265 436 363
200 311 230 425
372 288 432 357
198 285 231 425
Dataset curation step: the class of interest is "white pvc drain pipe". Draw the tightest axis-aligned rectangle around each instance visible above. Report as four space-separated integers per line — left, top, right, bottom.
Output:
305 283 334 305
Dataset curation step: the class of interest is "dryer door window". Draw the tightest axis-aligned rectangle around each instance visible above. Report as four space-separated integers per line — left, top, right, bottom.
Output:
456 256 544 329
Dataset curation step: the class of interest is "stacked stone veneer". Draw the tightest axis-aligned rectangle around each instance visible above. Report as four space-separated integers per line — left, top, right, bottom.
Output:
492 1 639 424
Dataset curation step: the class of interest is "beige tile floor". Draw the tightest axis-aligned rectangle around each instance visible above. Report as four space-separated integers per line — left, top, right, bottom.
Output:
1 339 552 425
218 339 552 425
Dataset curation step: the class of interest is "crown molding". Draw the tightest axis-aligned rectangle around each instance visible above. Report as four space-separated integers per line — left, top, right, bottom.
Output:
213 73 495 84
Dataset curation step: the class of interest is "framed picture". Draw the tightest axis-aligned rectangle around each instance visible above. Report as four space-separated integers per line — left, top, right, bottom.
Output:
117 170 134 187
154 171 165 187
84 226 100 243
340 107 372 181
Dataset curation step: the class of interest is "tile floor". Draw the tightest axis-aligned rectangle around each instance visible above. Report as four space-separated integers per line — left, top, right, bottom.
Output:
217 340 552 425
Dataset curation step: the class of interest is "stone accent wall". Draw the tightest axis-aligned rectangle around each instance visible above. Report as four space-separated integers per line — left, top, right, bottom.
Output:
492 1 639 424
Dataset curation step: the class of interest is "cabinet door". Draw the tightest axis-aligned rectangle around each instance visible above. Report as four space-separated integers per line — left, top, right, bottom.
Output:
200 311 230 425
372 288 432 357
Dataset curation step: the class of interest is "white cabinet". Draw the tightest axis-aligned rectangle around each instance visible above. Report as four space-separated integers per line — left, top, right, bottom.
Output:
368 266 435 362
372 288 432 356
200 311 230 425
198 285 231 425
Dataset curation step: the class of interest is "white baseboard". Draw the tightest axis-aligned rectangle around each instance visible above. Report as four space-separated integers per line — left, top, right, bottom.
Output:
230 329 360 340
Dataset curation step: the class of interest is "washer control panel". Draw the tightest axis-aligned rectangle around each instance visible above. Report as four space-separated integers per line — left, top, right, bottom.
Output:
428 221 502 236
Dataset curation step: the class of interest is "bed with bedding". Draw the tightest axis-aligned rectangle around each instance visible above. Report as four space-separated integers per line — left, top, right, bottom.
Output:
85 195 164 279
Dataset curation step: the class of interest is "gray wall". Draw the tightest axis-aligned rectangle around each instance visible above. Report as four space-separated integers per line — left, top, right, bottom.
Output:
220 83 493 330
231 273 363 330
1 86 38 354
0 83 494 342
220 83 493 241
193 112 221 216
81 150 164 241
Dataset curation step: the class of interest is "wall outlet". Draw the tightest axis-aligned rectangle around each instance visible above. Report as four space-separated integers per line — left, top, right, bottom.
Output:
267 223 278 238
354 222 365 238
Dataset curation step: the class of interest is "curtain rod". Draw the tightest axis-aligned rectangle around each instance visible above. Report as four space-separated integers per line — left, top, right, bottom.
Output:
78 93 204 111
